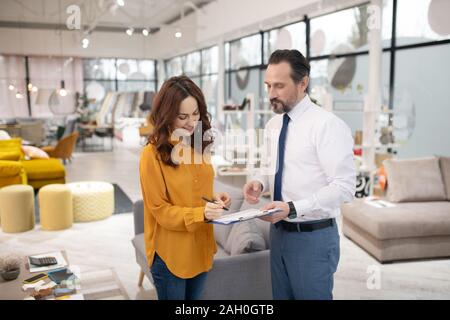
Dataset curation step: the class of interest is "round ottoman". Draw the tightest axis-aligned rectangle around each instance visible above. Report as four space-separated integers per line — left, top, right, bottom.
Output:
39 184 73 231
0 185 35 233
67 181 114 222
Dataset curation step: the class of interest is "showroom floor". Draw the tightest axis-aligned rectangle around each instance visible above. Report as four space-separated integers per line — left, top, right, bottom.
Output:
1 140 449 300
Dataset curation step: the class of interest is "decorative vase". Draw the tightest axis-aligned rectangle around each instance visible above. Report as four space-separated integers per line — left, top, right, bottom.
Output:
0 268 20 281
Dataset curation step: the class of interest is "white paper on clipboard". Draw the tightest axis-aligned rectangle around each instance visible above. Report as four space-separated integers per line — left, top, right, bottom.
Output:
209 208 282 225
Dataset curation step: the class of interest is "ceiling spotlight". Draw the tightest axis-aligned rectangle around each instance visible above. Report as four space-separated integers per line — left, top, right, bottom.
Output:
117 0 125 6
142 28 149 37
8 84 15 91
175 29 182 38
82 37 90 49
31 86 38 93
15 92 23 99
27 83 33 91
126 27 134 36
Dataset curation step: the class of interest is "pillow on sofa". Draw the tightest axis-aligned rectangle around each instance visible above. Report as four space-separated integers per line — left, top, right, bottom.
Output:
225 220 266 255
439 156 450 201
213 224 233 249
384 157 446 202
21 146 50 159
239 198 271 248
0 130 11 140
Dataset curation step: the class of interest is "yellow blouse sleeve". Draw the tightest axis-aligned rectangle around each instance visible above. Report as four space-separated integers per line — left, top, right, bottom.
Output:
139 145 206 233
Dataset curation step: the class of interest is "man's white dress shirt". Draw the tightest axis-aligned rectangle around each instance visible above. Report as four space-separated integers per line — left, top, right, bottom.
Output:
253 94 356 223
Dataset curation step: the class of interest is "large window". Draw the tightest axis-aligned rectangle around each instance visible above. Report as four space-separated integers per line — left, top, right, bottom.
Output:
393 44 450 158
225 32 264 122
164 46 220 120
310 2 392 58
223 0 450 158
309 52 391 134
82 58 157 108
0 55 28 118
30 56 83 117
225 21 308 130
396 0 450 46
201 46 219 120
263 22 306 63
308 1 394 139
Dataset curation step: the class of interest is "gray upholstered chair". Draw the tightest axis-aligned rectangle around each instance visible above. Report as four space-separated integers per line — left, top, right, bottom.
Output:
131 180 273 300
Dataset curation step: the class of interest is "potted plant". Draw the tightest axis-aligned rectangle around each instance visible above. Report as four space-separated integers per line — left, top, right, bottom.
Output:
0 254 22 281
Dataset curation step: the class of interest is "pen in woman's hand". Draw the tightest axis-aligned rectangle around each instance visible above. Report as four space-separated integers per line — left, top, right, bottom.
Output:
201 196 229 211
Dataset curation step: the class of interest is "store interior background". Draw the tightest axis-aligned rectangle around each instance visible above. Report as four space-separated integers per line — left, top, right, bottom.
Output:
1 0 449 300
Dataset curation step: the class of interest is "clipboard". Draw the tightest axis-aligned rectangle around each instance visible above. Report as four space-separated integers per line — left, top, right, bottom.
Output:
208 208 283 225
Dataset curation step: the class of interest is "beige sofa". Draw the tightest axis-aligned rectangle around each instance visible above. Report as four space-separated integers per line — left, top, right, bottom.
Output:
342 156 450 263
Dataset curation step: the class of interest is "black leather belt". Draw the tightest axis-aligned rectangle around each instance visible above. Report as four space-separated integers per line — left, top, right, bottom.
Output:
275 219 334 232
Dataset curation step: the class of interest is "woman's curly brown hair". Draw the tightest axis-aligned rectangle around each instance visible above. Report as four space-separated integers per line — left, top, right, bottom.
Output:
147 76 213 167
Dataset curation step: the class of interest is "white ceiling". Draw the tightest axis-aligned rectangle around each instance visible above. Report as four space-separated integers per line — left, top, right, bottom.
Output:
0 0 211 31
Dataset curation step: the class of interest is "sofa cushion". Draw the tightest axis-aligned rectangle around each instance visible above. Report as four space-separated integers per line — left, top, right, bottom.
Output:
21 158 65 180
22 146 49 159
239 197 271 247
213 224 233 249
0 130 11 140
384 157 446 202
342 199 450 240
254 219 271 249
225 220 266 255
0 160 23 177
214 244 230 258
439 156 450 201
211 180 245 248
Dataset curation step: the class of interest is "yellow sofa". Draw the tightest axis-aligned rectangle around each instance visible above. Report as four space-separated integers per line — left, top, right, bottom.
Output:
0 138 65 189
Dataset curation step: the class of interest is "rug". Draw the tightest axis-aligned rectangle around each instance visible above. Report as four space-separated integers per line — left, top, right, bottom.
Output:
34 183 133 223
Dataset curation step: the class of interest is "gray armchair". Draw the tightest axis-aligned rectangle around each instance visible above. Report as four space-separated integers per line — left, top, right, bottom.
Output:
131 180 272 300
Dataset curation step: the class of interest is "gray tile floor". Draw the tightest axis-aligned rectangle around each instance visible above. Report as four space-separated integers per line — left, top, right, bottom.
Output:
1 140 449 299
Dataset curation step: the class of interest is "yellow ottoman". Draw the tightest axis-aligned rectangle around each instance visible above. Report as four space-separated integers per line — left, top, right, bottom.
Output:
39 184 73 231
0 185 35 233
66 181 114 222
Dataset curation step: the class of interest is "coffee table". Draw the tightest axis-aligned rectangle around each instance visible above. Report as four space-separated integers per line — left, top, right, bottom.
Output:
0 251 129 300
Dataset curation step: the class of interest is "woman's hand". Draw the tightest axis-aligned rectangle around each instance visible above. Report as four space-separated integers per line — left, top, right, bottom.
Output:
214 192 231 209
204 201 225 221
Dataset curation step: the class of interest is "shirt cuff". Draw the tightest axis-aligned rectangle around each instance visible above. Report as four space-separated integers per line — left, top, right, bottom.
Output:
184 207 206 226
254 179 266 193
292 198 314 217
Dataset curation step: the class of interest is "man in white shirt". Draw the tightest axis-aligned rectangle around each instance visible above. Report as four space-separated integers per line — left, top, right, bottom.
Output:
243 49 356 300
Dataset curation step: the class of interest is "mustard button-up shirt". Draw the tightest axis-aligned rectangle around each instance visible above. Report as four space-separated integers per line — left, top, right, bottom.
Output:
139 143 216 279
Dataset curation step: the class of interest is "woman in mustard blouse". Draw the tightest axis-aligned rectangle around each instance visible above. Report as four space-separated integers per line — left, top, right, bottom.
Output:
139 76 231 300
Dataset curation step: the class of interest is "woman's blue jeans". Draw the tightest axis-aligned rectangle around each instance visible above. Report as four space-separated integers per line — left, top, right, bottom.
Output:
150 253 208 300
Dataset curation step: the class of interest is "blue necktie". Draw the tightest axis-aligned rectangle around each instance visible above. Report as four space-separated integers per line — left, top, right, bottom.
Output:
273 113 290 201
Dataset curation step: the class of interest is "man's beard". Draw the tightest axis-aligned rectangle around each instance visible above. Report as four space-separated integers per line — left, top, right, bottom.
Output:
270 98 293 114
